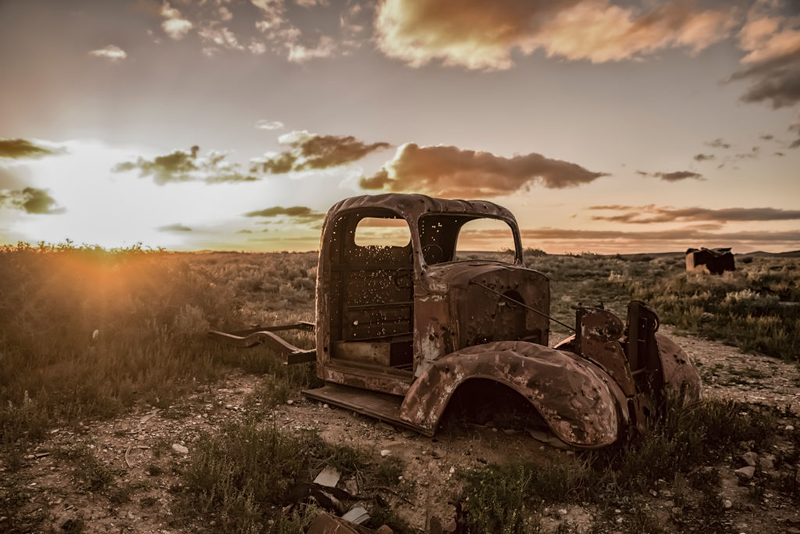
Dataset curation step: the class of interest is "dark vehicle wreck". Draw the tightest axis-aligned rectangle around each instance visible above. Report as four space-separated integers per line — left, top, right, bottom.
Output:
212 194 702 448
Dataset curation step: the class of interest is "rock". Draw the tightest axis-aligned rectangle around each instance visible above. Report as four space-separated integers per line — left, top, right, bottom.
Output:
758 455 775 471
724 499 733 509
171 443 189 455
741 452 758 467
786 425 795 432
443 519 457 533
380 449 391 457
429 516 443 534
734 466 755 480
344 478 359 495
376 526 394 534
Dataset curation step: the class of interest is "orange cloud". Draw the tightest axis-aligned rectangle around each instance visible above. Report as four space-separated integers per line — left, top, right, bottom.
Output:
251 131 390 174
375 0 736 70
588 206 800 224
359 143 607 197
731 0 800 109
161 2 193 40
88 45 128 62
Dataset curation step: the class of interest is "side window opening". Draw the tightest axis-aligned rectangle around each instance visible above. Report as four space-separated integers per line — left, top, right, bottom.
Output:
354 217 411 248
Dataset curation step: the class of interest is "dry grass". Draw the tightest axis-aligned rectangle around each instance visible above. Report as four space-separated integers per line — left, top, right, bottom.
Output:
1 243 797 532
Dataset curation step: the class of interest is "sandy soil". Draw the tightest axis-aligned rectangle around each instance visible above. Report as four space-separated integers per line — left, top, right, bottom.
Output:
2 329 799 533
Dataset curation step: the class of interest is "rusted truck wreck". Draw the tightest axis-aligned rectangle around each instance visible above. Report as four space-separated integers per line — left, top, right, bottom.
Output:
212 194 702 448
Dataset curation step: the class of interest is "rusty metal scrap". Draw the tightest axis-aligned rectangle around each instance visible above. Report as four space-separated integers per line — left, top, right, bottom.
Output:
686 247 735 275
211 193 703 447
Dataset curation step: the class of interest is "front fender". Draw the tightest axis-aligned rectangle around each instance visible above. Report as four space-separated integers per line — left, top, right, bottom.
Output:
399 341 626 448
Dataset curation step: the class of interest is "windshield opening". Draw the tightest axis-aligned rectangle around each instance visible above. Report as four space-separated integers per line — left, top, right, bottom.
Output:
418 214 519 265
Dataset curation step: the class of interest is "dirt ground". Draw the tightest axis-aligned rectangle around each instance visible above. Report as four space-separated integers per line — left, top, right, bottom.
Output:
2 329 799 533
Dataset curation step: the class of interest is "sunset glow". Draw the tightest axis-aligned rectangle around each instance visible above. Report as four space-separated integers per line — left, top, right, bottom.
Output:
1 0 798 253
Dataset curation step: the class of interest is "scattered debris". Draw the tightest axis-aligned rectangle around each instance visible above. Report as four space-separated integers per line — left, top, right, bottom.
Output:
313 466 342 488
341 506 370 525
306 512 375 534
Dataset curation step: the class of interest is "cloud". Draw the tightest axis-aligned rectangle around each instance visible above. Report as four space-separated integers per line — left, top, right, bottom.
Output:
198 26 243 51
734 146 760 159
790 122 800 149
251 0 338 62
589 205 800 224
705 138 732 149
730 0 800 109
0 138 65 160
161 2 193 40
637 170 704 182
250 131 390 174
113 146 258 185
0 187 64 215
158 223 192 232
243 205 324 223
88 45 127 62
374 0 737 70
255 120 284 130
248 40 267 54
359 143 608 197
514 227 800 245
287 35 336 62
693 153 715 162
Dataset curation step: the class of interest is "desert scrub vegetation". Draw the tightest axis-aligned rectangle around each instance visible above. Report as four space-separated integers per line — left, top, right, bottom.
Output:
623 256 800 360
458 399 779 533
0 243 317 447
179 418 411 533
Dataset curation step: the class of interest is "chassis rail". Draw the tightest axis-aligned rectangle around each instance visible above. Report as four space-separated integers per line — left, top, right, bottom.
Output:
208 321 316 364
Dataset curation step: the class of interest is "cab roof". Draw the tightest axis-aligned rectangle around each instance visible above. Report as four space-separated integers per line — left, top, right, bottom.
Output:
325 193 516 223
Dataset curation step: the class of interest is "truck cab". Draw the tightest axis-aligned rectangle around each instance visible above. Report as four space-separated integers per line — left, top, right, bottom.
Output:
213 194 702 448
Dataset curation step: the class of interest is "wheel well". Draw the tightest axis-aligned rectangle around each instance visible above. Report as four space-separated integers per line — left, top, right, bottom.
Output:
439 377 552 434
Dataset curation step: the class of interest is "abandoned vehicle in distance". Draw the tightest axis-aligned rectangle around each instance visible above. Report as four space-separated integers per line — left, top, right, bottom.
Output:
212 194 702 449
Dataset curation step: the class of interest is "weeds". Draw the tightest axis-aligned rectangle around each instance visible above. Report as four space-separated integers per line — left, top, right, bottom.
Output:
458 399 777 533
180 419 407 533
0 244 317 448
625 258 800 360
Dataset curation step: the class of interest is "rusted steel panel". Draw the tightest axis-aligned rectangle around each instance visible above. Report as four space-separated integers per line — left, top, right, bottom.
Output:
654 333 703 409
576 309 636 397
212 193 703 446
399 341 626 447
686 247 735 275
306 512 376 534
209 323 315 364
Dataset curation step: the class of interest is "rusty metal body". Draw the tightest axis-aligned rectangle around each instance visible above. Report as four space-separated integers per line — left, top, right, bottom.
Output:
212 194 702 448
686 247 735 274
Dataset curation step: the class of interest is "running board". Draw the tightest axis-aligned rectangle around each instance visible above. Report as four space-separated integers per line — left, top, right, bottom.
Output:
302 384 429 435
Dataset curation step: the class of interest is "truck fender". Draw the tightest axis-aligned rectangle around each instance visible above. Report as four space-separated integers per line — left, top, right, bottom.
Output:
654 333 703 409
399 341 627 448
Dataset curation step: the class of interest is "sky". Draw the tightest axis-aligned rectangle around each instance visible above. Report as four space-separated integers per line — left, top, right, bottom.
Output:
1 0 799 254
